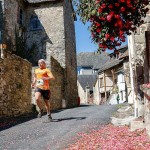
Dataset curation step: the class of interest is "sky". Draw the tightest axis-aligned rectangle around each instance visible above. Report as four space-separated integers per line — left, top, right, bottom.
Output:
75 16 128 54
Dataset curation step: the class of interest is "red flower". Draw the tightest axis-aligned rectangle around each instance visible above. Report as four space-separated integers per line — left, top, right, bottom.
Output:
119 30 124 36
120 0 125 2
121 7 125 12
115 14 120 19
101 3 106 9
110 37 115 41
99 17 105 21
99 43 105 48
115 3 120 7
95 22 101 27
126 0 131 4
98 8 103 13
110 11 114 16
127 4 132 8
105 34 110 39
108 4 113 9
96 28 101 33
117 20 123 28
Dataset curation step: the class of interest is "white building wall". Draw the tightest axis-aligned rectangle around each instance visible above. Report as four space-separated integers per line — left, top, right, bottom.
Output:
117 73 126 103
77 81 86 104
93 80 100 105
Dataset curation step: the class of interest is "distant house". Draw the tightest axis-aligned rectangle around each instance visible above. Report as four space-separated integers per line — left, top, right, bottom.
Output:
77 75 97 104
77 52 110 75
96 46 129 105
77 52 109 104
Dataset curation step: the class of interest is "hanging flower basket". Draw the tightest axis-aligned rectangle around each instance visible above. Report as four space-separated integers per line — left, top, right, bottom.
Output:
75 0 149 51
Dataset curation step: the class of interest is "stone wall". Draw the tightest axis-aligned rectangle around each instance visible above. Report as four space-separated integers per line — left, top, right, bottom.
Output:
137 10 150 136
0 52 32 117
64 0 78 107
143 89 150 136
128 4 150 136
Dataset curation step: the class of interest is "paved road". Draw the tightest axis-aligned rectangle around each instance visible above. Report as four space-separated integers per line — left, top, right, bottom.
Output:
0 104 118 150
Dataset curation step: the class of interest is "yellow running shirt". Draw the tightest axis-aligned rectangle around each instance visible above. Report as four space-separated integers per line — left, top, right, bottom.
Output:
35 68 53 90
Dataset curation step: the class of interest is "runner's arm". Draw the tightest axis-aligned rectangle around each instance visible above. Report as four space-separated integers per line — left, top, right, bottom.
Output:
31 73 37 87
42 70 55 80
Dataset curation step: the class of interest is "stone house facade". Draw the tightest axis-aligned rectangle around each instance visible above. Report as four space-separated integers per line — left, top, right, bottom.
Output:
96 47 129 105
0 0 78 117
128 4 150 136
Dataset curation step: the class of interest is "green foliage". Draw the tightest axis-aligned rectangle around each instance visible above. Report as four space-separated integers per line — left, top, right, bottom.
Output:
73 0 95 23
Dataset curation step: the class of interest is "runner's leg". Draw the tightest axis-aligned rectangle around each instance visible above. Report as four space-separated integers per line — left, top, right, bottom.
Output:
35 92 43 117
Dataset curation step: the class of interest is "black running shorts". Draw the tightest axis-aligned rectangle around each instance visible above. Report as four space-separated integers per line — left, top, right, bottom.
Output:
35 88 50 100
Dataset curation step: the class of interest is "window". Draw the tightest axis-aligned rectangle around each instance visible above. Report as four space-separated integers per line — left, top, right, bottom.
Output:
30 16 42 30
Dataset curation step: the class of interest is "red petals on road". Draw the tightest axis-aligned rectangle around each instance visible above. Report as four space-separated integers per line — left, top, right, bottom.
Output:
65 124 150 150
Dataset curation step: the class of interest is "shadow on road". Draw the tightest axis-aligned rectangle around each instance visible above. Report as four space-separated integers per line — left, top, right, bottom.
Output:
0 113 37 132
0 104 91 131
51 117 86 122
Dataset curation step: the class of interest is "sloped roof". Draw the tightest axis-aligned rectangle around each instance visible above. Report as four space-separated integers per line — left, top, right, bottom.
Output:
78 75 97 90
26 0 56 3
119 49 129 59
77 52 110 69
98 59 123 73
109 45 128 58
97 46 128 73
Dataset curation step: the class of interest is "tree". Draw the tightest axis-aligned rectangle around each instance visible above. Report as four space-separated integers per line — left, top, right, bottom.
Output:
73 0 149 51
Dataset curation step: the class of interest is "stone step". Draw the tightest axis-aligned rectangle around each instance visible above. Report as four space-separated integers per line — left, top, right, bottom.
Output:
130 117 145 131
111 116 135 126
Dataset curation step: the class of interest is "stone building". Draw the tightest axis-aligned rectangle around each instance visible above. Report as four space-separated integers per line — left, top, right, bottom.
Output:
128 4 150 136
0 0 78 117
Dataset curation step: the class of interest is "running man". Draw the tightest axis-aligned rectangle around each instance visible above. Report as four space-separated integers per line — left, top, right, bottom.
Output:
31 59 55 121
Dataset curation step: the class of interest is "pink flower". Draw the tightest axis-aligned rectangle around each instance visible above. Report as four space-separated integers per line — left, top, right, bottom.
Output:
95 0 100 4
107 15 112 22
